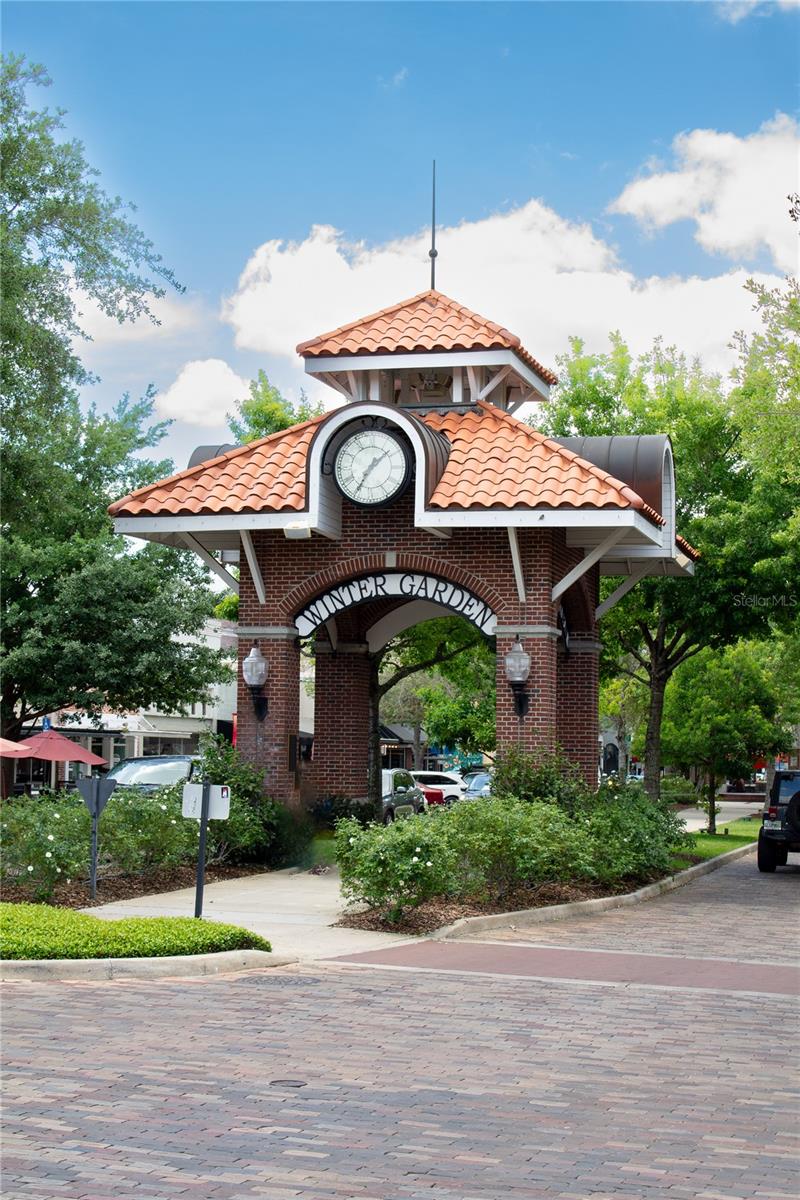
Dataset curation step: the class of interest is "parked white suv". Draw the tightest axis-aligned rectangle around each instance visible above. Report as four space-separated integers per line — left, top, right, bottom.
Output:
411 770 466 805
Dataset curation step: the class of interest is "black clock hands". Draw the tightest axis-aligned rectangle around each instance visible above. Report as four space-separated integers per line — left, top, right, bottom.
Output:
355 452 386 494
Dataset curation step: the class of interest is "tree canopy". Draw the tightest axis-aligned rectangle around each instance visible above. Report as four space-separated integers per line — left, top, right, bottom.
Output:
0 56 229 774
537 289 800 797
227 369 324 443
661 643 792 831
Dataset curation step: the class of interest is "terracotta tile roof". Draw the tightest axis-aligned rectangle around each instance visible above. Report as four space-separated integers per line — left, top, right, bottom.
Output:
110 403 662 525
296 289 558 387
424 404 663 522
108 414 327 517
676 533 701 561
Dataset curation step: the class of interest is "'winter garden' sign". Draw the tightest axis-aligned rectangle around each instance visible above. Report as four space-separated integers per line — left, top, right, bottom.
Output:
294 573 497 637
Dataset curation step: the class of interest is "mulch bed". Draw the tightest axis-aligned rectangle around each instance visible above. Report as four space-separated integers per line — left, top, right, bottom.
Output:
1 864 267 910
334 863 711 936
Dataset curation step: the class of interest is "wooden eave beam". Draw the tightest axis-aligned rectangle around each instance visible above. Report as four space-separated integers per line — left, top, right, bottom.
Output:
240 530 266 605
178 533 239 593
552 529 626 604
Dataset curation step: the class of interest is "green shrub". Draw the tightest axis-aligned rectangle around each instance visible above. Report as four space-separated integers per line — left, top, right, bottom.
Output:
492 745 590 815
335 813 459 922
335 788 692 919
446 795 596 897
0 794 89 900
0 902 271 960
100 784 198 874
585 791 690 882
660 775 699 805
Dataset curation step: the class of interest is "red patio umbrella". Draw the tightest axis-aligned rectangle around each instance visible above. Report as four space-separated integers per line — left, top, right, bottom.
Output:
21 730 107 766
0 737 33 758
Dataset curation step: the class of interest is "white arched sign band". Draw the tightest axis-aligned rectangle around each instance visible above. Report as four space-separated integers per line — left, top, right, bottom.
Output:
295 573 497 638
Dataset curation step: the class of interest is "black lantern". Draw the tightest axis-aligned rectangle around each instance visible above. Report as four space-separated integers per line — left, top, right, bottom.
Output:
242 645 268 722
504 636 531 718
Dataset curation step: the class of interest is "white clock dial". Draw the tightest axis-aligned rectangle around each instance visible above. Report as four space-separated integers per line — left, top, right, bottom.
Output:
334 430 410 505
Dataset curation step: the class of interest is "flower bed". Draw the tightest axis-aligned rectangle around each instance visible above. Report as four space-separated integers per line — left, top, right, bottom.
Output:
335 786 692 926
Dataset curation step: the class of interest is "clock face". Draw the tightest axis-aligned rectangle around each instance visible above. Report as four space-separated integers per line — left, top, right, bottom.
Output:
334 429 411 506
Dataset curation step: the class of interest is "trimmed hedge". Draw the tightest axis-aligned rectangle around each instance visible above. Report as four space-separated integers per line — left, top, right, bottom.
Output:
0 902 271 960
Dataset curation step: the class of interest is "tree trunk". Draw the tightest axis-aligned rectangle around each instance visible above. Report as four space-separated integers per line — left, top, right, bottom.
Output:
707 772 717 835
644 663 668 801
412 722 423 769
367 658 382 822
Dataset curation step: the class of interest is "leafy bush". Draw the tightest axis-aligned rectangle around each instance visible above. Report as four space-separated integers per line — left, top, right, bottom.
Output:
492 745 590 815
197 734 283 864
0 794 89 899
446 796 596 897
336 813 458 922
335 788 692 920
660 775 699 805
0 902 271 960
264 804 314 868
584 791 691 882
100 785 198 874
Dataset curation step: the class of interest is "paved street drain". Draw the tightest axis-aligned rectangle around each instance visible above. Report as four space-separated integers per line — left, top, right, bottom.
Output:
270 1079 307 1088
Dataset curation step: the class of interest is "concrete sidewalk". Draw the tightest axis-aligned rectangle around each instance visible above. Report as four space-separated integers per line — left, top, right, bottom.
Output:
85 867 412 960
677 798 762 830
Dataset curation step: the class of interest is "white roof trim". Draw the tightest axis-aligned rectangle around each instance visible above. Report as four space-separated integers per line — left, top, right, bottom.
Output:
305 348 550 400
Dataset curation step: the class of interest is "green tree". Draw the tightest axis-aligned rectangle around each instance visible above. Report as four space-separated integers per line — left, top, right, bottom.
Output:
661 644 792 832
538 323 799 799
1 56 180 431
731 278 800 486
227 369 324 443
417 642 497 758
367 618 491 814
0 57 229 788
599 670 649 777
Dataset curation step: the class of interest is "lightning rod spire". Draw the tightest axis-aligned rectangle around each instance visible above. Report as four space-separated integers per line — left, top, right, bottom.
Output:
429 159 438 290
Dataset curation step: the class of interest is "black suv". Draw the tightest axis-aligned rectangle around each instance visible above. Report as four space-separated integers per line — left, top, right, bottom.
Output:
758 770 800 872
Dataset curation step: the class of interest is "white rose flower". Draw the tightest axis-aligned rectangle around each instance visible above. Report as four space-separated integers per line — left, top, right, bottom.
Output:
47 834 54 841
27 865 34 872
45 851 52 859
160 804 167 811
56 868 61 874
411 856 419 863
54 813 61 819
426 861 433 867
415 847 421 852
349 836 356 845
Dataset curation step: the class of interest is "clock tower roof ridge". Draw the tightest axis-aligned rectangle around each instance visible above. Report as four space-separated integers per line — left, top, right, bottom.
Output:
296 289 558 388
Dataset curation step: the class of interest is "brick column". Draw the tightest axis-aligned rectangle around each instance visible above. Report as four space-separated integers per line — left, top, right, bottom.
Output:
557 638 601 788
236 633 301 808
312 643 371 800
495 628 559 756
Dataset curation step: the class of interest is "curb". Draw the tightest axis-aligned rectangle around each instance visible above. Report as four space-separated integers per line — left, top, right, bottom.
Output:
0 949 297 983
432 842 757 941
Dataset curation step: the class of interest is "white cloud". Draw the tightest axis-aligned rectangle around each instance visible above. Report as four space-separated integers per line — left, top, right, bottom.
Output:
715 0 799 23
76 289 207 345
221 196 783 379
609 114 800 272
378 66 408 89
155 358 249 427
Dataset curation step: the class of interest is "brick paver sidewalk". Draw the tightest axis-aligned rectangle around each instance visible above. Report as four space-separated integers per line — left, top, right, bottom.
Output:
3 852 798 1199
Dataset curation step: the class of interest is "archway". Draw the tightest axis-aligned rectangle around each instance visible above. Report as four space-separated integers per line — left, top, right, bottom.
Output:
295 570 497 806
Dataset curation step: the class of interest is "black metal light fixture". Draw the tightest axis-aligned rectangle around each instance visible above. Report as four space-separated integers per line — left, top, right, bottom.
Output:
242 645 268 722
504 635 531 718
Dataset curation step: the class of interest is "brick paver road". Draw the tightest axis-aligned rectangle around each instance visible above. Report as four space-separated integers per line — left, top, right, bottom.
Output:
2 853 798 1200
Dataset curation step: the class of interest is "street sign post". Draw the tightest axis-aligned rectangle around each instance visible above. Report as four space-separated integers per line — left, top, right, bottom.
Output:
182 783 230 917
76 777 117 899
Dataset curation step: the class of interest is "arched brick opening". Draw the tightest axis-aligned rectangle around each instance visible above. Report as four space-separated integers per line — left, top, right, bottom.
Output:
294 567 499 802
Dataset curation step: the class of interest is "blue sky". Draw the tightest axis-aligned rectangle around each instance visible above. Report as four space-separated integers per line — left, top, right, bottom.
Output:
5 0 799 467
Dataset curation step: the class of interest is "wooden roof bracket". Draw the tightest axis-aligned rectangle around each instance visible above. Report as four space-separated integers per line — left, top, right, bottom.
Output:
507 527 526 602
241 530 266 605
178 532 239 593
552 529 626 604
595 563 650 621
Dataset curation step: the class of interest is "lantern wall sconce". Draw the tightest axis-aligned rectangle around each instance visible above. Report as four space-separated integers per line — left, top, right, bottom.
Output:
242 644 268 722
504 635 531 718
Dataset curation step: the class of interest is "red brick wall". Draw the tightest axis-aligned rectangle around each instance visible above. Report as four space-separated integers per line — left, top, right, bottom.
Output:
236 492 601 803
